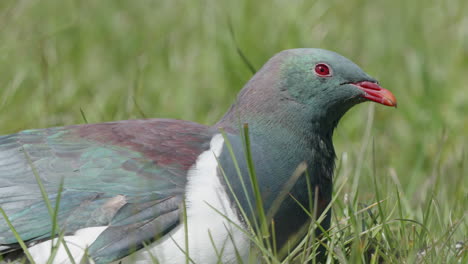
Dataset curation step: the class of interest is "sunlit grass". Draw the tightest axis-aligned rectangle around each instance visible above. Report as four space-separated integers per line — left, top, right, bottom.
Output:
0 0 466 263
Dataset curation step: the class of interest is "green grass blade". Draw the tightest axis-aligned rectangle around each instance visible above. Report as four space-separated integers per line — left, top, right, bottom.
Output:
0 207 35 263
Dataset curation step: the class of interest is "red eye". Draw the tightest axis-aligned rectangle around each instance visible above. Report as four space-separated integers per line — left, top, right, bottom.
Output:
314 63 331 77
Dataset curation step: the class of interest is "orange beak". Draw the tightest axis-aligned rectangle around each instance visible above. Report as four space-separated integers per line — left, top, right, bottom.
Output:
351 81 397 107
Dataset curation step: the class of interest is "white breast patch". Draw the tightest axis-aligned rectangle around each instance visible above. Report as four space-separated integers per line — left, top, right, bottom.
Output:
122 133 250 264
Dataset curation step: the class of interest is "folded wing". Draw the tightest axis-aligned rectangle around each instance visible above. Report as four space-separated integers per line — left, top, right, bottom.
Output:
0 119 214 262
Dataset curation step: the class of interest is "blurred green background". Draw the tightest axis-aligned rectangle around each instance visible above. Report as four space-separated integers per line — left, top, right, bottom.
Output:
0 0 466 254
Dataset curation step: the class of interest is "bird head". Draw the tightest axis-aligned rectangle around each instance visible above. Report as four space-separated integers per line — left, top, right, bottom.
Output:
219 48 397 134
279 49 396 112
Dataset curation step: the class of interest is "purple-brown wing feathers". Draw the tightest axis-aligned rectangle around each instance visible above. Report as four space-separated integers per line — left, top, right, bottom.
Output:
0 118 216 251
73 119 215 171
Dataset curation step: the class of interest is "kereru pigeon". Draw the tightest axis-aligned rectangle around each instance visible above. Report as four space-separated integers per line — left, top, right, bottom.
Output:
0 48 396 264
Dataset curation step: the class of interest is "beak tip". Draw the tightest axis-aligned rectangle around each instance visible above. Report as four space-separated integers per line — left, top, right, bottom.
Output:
384 98 398 108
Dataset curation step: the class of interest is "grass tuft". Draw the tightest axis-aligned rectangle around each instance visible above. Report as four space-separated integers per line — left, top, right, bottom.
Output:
0 0 465 263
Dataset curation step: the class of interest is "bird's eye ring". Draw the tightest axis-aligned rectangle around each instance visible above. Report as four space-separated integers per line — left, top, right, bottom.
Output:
314 63 332 77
